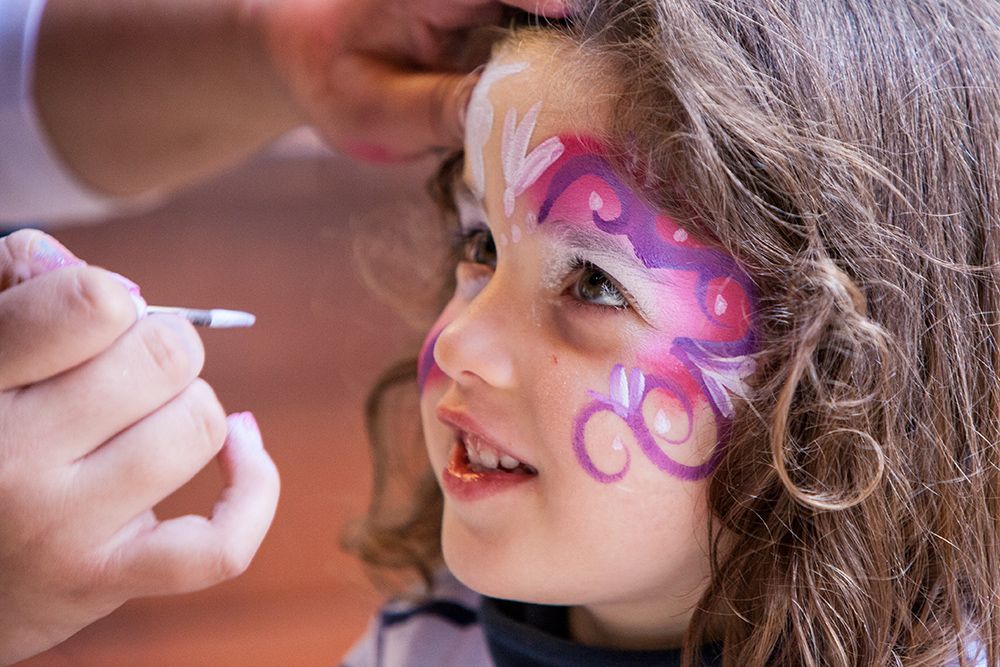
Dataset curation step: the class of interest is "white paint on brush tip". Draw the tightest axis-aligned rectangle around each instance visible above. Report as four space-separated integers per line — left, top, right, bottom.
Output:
207 308 256 328
145 305 256 328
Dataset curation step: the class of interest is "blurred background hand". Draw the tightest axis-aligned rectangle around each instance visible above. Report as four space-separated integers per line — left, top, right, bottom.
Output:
34 0 569 196
259 0 570 160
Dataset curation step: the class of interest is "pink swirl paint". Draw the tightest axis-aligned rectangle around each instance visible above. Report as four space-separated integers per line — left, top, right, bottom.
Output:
530 136 756 482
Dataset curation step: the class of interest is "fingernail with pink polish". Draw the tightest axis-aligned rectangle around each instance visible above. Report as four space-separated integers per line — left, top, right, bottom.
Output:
33 236 84 272
108 271 147 319
228 411 263 450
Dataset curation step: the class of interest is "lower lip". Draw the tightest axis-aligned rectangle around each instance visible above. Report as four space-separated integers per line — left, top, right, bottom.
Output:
441 444 536 502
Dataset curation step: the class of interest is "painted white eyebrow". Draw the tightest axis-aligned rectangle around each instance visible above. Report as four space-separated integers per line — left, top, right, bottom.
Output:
541 217 688 311
545 218 649 276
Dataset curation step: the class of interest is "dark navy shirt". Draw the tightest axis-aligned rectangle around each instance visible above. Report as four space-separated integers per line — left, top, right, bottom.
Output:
481 596 724 667
343 570 724 666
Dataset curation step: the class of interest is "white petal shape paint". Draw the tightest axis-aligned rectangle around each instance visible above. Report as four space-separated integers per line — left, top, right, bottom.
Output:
714 294 728 316
501 101 565 217
511 224 522 243
610 365 630 411
684 353 756 419
465 62 529 200
611 435 625 451
673 229 689 242
629 368 645 406
654 409 672 435
589 191 604 211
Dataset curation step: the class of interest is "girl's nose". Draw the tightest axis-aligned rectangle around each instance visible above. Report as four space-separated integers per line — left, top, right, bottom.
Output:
433 280 518 390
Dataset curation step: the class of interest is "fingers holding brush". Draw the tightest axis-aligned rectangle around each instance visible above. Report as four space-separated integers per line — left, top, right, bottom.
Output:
0 231 141 390
0 231 272 665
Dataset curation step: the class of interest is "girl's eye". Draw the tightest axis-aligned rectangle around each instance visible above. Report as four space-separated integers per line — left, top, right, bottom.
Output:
570 261 630 310
460 228 497 268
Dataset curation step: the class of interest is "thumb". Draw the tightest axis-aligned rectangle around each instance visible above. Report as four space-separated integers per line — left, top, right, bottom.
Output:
116 412 280 597
326 56 477 162
0 229 85 290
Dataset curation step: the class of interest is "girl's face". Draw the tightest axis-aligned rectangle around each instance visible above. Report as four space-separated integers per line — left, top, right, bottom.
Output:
418 41 754 641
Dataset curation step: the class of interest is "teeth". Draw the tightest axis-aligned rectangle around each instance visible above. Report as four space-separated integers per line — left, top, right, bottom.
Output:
479 449 499 468
467 446 483 466
463 433 525 471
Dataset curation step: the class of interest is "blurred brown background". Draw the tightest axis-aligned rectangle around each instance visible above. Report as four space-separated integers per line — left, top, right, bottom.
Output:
15 132 436 667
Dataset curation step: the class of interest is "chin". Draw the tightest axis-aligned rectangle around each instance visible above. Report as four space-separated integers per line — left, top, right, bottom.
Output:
441 511 524 601
440 512 583 605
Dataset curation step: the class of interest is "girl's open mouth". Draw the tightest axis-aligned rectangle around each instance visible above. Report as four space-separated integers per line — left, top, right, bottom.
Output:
441 433 538 501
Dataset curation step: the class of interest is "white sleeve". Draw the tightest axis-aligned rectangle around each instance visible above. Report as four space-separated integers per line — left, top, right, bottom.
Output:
340 616 379 667
0 0 121 224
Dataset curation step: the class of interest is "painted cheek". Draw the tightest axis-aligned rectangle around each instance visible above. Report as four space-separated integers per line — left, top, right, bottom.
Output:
419 264 496 393
522 136 758 482
571 365 722 483
641 387 693 444
704 276 753 336
648 272 753 342
576 407 635 483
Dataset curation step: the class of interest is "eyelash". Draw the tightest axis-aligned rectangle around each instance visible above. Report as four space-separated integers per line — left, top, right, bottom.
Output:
453 226 634 313
454 226 496 268
565 257 632 312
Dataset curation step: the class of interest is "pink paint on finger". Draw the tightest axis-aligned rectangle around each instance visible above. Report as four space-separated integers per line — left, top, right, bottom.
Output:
108 272 148 319
32 236 84 273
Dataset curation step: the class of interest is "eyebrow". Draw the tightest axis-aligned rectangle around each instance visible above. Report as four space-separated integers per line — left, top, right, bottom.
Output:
540 219 686 321
545 218 649 275
452 158 684 289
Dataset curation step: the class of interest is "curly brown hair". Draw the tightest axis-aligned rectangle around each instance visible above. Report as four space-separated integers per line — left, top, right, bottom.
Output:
348 2 1000 665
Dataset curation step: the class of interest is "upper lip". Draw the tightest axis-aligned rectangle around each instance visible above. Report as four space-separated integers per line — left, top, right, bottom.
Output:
435 405 533 467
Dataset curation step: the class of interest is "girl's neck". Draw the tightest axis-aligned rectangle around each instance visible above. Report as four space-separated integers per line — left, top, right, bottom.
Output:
567 599 695 651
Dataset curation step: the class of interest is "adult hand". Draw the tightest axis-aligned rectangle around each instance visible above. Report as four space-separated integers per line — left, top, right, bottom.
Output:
259 0 571 161
0 230 280 665
34 0 569 198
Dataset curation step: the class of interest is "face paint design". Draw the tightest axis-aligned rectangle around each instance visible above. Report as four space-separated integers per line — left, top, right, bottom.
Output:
501 102 565 218
418 326 446 392
528 136 756 482
466 62 529 200
574 365 716 482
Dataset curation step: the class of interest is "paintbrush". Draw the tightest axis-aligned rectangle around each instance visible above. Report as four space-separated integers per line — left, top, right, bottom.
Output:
145 305 256 328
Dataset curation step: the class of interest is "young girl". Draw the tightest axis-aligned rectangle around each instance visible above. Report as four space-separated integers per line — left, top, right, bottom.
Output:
344 1 1000 665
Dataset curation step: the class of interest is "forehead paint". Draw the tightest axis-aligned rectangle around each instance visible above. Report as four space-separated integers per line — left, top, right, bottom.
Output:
523 136 756 482
501 102 565 218
533 137 753 342
466 62 528 200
